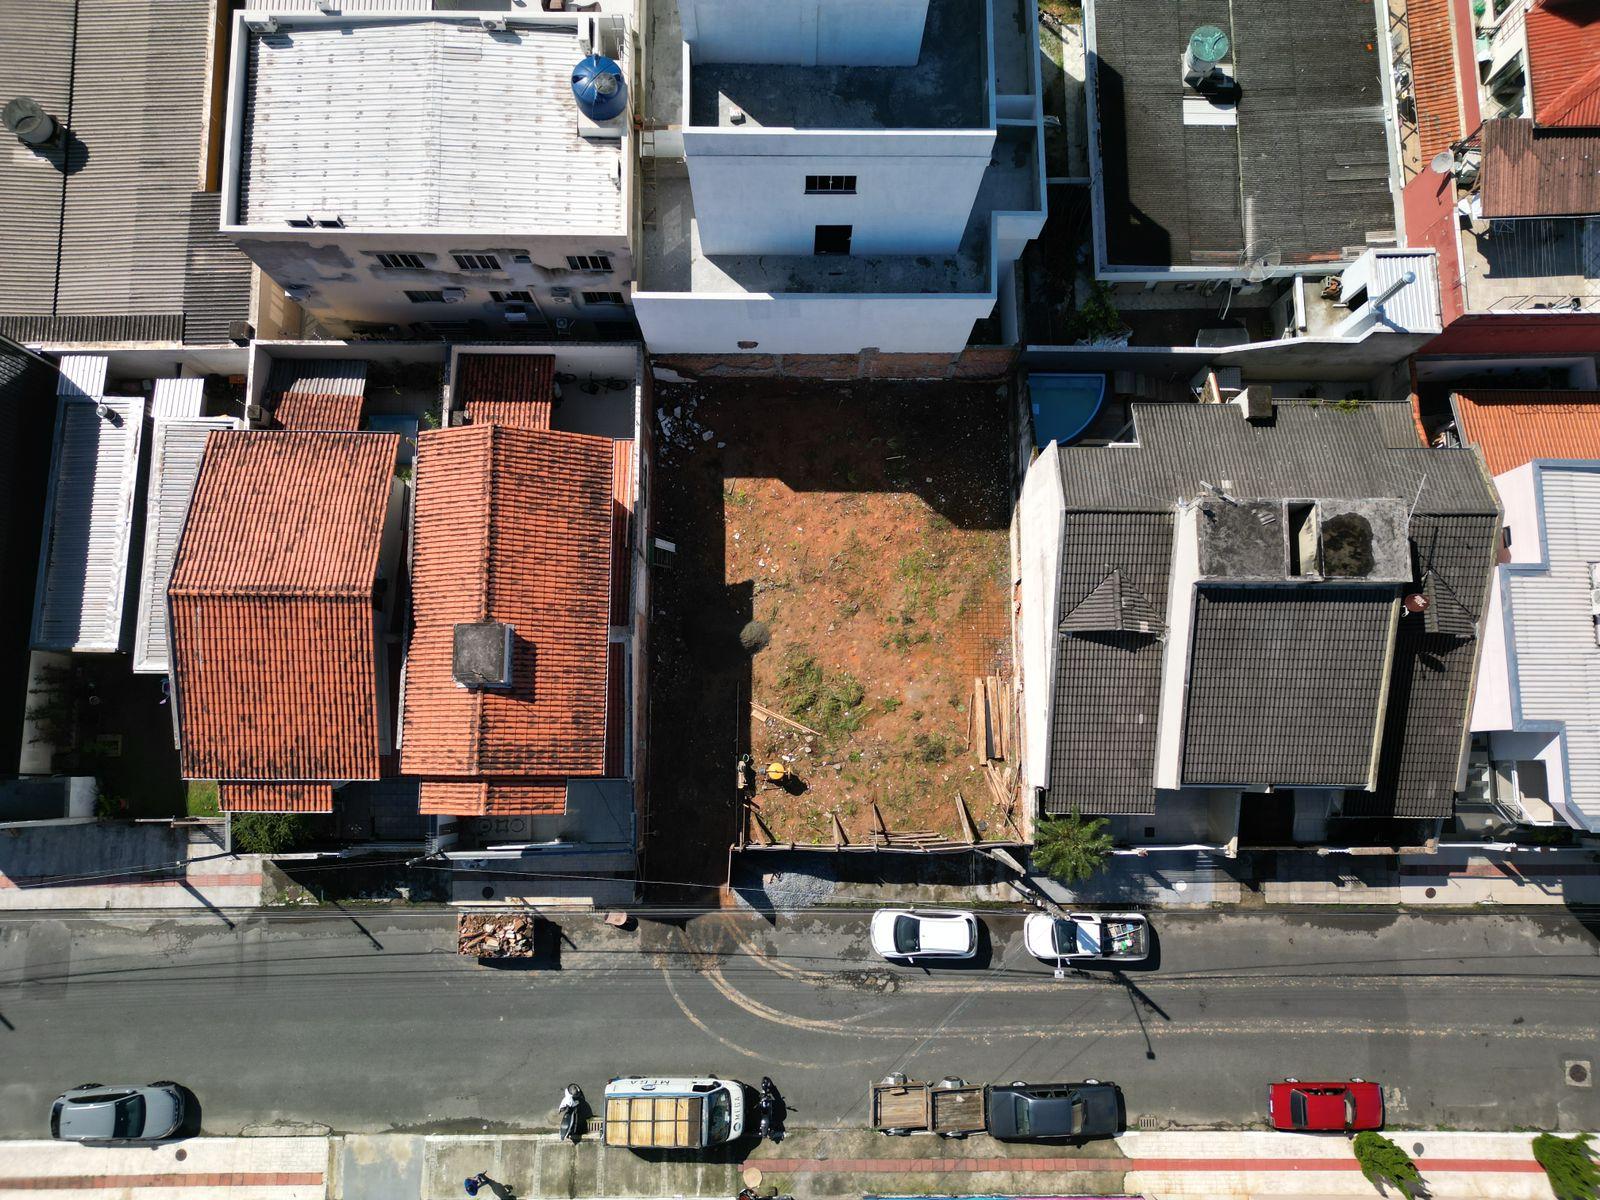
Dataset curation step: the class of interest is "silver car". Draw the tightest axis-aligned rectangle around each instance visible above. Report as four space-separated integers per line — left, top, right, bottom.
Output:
50 1083 186 1143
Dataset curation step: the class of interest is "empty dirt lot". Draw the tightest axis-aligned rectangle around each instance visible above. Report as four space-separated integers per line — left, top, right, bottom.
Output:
643 378 1018 879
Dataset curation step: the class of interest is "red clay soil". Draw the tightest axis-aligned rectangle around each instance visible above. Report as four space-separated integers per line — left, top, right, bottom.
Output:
643 379 1017 873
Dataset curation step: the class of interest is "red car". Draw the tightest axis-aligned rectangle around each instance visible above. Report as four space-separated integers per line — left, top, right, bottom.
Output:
1267 1079 1383 1131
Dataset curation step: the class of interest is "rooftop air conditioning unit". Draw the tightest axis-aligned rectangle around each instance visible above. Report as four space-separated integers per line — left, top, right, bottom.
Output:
481 15 508 31
441 287 466 304
244 14 278 34
1590 562 1600 646
503 305 530 324
308 211 344 228
550 287 572 300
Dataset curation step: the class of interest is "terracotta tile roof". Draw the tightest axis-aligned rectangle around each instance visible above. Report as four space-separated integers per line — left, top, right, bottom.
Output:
401 423 614 782
274 392 363 431
219 781 336 813
457 354 554 430
1479 118 1600 217
1407 0 1468 166
1527 0 1600 127
1451 389 1600 474
170 430 399 781
418 780 568 816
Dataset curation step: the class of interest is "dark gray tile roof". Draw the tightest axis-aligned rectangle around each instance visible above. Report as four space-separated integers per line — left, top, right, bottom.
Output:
1045 403 1500 822
1182 586 1395 787
1060 568 1164 633
0 0 252 345
1045 512 1173 816
1091 0 1397 268
1057 403 1496 517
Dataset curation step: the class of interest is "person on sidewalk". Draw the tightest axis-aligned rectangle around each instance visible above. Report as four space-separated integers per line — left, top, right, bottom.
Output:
464 1174 489 1197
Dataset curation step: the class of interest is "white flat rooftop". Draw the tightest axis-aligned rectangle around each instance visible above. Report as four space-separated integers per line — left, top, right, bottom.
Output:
237 17 625 232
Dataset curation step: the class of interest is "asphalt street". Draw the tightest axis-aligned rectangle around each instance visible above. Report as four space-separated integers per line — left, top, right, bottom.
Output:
1 907 1596 1138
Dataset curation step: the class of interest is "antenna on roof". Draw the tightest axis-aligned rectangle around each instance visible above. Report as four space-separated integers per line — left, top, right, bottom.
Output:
1429 150 1456 175
1405 472 1428 526
1245 248 1282 284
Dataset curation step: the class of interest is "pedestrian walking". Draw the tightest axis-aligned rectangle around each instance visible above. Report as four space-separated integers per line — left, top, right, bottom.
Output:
464 1172 490 1196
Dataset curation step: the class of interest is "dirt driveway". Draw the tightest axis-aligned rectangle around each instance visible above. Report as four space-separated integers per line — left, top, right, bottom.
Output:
643 378 1017 884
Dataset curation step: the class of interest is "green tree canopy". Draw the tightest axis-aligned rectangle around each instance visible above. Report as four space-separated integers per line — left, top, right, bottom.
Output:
1032 807 1114 883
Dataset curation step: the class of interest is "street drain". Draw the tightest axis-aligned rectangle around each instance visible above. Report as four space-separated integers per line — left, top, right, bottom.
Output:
1566 1061 1591 1088
1138 1114 1159 1131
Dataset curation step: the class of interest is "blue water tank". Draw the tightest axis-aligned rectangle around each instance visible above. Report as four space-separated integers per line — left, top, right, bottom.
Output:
572 55 628 121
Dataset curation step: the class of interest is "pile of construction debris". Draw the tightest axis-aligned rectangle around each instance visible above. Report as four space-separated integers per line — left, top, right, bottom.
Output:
457 912 540 958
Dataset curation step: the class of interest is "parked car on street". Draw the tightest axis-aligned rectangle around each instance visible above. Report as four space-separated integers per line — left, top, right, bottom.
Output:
1267 1079 1383 1131
1024 912 1149 967
601 1076 745 1150
50 1083 186 1143
870 910 979 961
985 1081 1121 1141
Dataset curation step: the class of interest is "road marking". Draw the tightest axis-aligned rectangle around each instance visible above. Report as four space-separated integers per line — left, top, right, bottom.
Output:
655 952 821 1069
748 1156 1546 1175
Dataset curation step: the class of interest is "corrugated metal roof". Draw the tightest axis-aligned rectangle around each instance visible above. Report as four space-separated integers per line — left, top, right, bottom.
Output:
1405 0 1467 168
30 394 146 652
0 0 253 344
1057 402 1497 518
1451 389 1600 475
238 19 625 232
151 378 205 420
1371 252 1442 333
132 416 240 675
1505 465 1600 826
1526 0 1600 128
1479 118 1600 218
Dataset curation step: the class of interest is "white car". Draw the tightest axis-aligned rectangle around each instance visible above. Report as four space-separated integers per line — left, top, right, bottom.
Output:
870 909 980 961
1024 912 1149 967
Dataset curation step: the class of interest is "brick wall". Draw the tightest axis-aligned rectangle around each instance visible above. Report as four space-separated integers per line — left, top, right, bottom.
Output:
653 345 1018 382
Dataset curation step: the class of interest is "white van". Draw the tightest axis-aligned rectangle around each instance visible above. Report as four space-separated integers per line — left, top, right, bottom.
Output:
602 1076 745 1149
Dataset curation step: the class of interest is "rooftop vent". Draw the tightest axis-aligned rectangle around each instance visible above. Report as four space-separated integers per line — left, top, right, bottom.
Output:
453 621 514 690
1182 25 1229 88
3 96 59 147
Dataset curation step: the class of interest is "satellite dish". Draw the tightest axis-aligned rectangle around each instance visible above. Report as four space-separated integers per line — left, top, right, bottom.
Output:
1429 150 1456 175
1246 248 1282 284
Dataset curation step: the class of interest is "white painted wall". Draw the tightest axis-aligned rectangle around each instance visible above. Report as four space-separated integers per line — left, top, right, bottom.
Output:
632 291 995 353
683 130 995 256
1153 503 1200 791
679 0 931 66
1017 446 1065 791
229 230 635 335
1472 462 1534 733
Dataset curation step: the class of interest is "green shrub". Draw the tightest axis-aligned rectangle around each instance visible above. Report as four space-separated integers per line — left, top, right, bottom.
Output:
231 812 315 856
1032 807 1113 883
1533 1132 1599 1200
777 651 865 741
1353 1131 1424 1198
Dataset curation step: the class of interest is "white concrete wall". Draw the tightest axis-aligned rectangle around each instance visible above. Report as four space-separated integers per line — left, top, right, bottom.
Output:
1472 463 1534 734
228 230 635 335
679 0 931 66
1017 446 1065 791
1153 504 1200 791
633 290 994 354
683 130 995 256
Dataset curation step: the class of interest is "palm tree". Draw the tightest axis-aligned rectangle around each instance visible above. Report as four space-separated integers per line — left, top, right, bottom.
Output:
1031 807 1114 883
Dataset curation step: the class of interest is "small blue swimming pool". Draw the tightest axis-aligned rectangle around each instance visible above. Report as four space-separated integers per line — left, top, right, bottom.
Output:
1029 373 1107 448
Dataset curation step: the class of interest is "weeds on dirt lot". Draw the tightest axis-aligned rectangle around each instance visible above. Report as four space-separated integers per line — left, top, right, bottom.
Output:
777 650 867 742
912 732 950 765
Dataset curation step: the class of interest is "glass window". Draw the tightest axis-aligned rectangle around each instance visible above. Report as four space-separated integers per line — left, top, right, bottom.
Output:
805 175 857 194
404 290 445 303
374 252 426 270
706 1088 732 1143
583 291 626 305
567 254 613 272
892 915 920 954
112 1095 146 1139
452 253 501 271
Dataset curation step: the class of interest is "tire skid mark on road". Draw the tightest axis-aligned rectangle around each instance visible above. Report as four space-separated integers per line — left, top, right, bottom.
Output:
655 952 822 1069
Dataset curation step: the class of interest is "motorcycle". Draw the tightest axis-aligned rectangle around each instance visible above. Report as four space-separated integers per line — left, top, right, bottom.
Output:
755 1076 782 1141
558 1083 584 1142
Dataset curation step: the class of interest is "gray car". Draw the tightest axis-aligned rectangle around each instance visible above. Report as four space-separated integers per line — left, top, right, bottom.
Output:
984 1080 1122 1141
50 1083 186 1143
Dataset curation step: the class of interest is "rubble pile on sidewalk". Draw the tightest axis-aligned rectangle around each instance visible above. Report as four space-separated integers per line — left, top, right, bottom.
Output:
457 912 539 957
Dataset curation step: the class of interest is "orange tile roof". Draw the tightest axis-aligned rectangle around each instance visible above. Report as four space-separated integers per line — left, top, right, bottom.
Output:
401 423 614 786
219 781 336 813
170 431 399 782
274 391 363 431
1527 0 1600 128
457 354 554 430
1451 390 1600 475
1408 0 1468 166
418 780 568 816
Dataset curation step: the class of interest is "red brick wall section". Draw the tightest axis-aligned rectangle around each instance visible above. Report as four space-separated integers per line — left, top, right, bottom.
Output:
651 346 1018 382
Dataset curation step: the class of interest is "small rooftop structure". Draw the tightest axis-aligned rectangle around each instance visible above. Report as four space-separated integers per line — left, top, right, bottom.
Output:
1087 0 1399 272
1479 120 1600 218
402 420 616 816
30 356 144 654
228 14 627 235
132 398 240 675
169 430 400 793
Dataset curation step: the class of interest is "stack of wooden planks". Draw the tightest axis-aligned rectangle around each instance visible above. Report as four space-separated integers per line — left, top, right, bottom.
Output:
457 912 539 957
970 675 1014 764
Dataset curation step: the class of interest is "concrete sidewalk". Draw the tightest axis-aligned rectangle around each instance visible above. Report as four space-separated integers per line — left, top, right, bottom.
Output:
732 846 1600 911
3 1128 1581 1199
0 822 265 910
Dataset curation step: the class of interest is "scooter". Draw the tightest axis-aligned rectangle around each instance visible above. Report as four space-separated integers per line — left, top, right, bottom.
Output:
558 1083 584 1142
755 1076 782 1141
